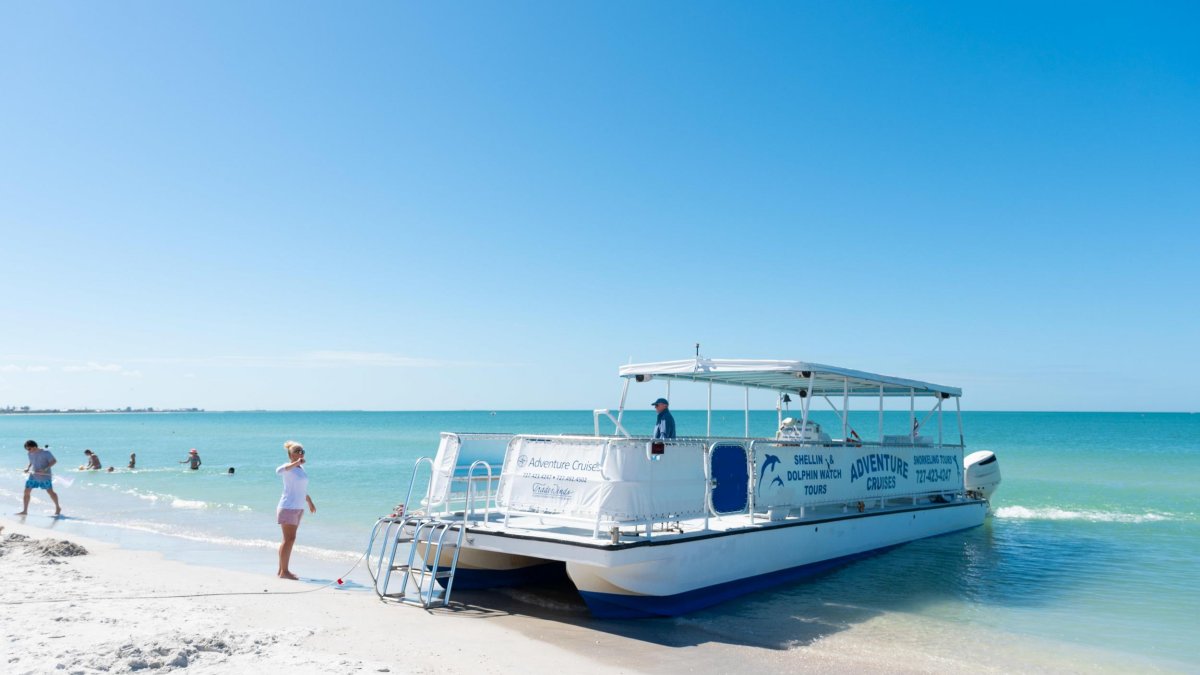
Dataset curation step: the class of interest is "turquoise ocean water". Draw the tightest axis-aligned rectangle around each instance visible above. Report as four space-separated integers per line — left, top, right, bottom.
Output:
3 411 1197 668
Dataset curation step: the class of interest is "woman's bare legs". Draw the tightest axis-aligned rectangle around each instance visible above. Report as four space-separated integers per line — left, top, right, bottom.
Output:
278 523 299 579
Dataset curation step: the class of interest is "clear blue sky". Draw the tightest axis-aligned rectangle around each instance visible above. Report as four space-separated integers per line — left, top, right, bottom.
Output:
1 2 1197 411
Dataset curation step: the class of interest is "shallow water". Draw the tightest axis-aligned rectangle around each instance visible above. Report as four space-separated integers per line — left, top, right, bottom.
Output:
2 410 1197 668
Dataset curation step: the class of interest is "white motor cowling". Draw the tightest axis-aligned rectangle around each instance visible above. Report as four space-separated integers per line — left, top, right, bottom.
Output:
778 418 831 442
963 450 1001 500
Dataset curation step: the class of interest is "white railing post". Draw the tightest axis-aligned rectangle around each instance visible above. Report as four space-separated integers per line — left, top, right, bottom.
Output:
744 387 750 438
955 396 965 447
707 382 713 437
800 372 815 440
938 396 944 447
614 377 630 435
910 388 916 445
878 383 885 444
842 377 849 440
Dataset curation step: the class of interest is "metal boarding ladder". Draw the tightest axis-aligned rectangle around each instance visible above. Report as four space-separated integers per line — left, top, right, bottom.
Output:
366 515 465 608
364 457 494 609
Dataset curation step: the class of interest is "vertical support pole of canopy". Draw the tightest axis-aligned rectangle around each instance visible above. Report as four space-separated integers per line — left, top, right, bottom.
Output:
878 384 885 444
707 382 713 437
800 372 815 439
842 378 849 440
614 377 630 436
776 393 783 431
909 388 916 446
938 396 944 447
955 396 965 447
744 387 750 438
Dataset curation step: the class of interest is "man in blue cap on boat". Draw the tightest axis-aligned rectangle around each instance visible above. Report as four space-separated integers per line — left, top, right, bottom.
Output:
652 398 676 439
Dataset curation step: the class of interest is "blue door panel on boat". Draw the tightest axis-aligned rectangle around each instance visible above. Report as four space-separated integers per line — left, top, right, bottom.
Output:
710 443 749 514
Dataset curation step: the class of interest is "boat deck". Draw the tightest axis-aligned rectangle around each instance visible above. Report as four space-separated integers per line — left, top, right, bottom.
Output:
463 491 972 550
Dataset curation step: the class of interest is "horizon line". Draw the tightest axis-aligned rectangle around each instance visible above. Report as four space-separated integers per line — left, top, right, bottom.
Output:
2 408 1196 415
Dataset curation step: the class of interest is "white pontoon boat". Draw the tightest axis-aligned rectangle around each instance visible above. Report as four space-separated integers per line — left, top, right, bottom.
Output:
367 356 1001 618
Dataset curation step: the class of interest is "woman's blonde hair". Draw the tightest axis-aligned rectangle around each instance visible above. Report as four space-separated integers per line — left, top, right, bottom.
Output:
284 440 304 452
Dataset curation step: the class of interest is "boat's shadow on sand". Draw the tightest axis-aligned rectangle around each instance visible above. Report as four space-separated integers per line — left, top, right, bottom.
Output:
438 518 1119 650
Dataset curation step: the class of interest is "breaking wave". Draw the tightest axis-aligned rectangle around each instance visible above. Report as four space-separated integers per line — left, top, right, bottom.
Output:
114 487 252 512
91 520 362 562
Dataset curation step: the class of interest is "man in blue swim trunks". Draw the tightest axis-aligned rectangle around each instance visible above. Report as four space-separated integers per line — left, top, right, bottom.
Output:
17 440 61 516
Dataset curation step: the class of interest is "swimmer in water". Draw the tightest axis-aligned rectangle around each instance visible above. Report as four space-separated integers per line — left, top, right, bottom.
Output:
179 449 202 470
81 449 102 470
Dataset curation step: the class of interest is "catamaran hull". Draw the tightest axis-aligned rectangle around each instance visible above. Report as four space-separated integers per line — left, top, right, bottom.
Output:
424 546 567 589
446 550 567 589
567 501 988 618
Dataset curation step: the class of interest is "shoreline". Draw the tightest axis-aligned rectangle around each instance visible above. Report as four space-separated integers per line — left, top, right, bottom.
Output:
4 409 1197 415
3 515 1189 674
0 516 629 674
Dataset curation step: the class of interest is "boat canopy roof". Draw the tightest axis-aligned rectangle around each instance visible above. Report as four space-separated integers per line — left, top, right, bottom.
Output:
618 359 961 398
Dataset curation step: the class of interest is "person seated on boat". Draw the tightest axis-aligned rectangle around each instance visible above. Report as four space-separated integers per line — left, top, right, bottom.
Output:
652 398 676 439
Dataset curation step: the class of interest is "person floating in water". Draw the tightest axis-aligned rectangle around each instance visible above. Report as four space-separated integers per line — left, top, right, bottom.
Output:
179 448 202 470
17 440 61 516
227 467 235 475
81 449 102 470
128 452 136 469
652 398 676 439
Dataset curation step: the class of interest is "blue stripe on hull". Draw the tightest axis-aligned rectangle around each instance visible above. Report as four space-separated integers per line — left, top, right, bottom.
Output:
579 526 977 618
438 560 567 590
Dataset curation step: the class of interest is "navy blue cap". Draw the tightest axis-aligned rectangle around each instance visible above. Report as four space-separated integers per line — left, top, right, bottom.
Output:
652 398 669 406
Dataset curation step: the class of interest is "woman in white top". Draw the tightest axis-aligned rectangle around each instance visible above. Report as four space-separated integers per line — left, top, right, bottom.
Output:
276 440 316 580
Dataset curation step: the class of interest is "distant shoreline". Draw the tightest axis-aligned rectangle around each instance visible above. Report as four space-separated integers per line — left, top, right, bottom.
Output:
0 408 1194 415
0 408 203 415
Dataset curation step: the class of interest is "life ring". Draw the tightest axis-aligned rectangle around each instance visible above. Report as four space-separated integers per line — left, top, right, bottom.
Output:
847 430 862 446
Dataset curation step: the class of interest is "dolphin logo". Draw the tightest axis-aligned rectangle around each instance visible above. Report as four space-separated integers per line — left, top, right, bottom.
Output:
770 476 785 488
759 454 781 485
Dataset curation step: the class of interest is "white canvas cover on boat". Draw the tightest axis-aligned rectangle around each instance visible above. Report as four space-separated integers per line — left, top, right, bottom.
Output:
497 436 708 521
427 433 461 504
427 433 512 505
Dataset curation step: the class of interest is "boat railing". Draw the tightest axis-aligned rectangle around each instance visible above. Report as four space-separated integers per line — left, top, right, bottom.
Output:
465 459 494 526
420 432 508 519
745 437 966 516
592 409 631 437
496 435 711 539
411 431 970 541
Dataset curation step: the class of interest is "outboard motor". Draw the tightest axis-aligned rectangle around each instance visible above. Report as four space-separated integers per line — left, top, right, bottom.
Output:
963 450 1001 500
777 418 830 442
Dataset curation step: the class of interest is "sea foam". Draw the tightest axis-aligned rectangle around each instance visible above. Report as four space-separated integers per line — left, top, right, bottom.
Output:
994 505 1175 524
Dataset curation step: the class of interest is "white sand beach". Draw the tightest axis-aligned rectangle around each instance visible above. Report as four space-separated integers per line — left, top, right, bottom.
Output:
1 517 631 675
1 516 1182 675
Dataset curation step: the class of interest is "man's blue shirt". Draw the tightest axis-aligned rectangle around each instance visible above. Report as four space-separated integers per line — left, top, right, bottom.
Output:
654 409 676 439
